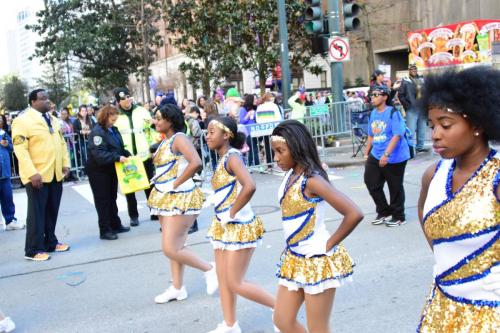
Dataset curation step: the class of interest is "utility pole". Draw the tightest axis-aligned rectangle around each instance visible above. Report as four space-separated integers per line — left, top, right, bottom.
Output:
327 0 343 103
141 0 151 103
277 0 291 108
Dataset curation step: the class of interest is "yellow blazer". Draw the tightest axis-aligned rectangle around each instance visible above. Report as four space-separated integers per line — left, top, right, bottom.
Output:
12 108 70 185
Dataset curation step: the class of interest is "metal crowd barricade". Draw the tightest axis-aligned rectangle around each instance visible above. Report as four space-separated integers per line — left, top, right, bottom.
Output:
198 101 358 177
9 132 89 182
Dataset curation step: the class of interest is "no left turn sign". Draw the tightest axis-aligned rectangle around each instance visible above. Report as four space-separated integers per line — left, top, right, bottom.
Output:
329 37 350 62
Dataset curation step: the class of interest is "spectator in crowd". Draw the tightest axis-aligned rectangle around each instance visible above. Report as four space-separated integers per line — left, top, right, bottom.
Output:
398 64 428 153
315 91 326 105
363 85 410 227
196 95 206 113
86 105 131 240
256 92 282 124
287 91 306 123
0 122 20 231
114 87 158 226
58 108 77 181
213 89 225 114
73 105 95 172
0 309 15 332
239 94 259 166
224 88 244 120
202 100 219 171
305 93 315 106
12 89 71 261
87 104 97 123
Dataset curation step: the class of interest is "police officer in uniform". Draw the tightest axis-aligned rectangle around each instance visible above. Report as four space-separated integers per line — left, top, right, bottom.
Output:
86 105 131 240
114 88 158 225
12 89 70 261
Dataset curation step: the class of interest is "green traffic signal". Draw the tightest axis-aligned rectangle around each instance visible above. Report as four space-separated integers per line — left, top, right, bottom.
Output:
343 1 361 31
305 0 323 35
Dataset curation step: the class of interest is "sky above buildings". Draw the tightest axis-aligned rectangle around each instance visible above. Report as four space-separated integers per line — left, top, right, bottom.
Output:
0 0 43 77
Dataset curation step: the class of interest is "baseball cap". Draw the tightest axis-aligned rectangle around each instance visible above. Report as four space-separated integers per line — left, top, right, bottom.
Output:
114 87 130 101
408 64 418 70
371 85 391 95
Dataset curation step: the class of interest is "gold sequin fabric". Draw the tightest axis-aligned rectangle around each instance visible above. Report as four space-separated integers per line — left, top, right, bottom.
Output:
277 246 354 295
424 158 500 242
148 186 204 216
207 149 265 250
418 155 500 332
277 172 354 293
207 215 265 250
152 136 179 182
418 286 500 333
148 135 205 216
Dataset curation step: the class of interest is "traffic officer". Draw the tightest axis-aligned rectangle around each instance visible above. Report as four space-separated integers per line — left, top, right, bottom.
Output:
12 89 70 261
113 87 159 225
86 105 131 240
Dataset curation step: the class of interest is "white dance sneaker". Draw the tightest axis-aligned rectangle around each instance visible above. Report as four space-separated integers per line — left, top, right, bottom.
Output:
205 262 218 295
207 321 241 333
0 316 15 333
154 285 188 304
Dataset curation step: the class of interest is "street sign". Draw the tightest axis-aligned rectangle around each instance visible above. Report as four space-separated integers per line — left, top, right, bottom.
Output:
309 104 329 116
246 122 280 137
328 37 350 62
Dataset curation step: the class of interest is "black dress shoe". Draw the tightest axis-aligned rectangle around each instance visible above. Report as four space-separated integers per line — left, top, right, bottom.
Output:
416 147 430 153
130 217 139 227
113 226 130 233
100 232 118 240
150 215 159 221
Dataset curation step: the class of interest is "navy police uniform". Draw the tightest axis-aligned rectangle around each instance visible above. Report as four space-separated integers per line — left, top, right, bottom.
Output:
86 125 131 237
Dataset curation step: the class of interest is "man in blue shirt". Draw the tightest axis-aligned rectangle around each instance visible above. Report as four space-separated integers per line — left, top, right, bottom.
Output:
363 85 410 227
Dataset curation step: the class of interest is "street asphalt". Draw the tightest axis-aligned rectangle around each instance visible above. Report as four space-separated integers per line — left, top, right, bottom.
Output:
0 152 439 333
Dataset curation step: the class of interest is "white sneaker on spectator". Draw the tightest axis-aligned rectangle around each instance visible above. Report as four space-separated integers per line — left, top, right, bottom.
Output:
0 316 16 333
205 262 218 295
6 218 25 231
154 285 188 304
207 321 241 333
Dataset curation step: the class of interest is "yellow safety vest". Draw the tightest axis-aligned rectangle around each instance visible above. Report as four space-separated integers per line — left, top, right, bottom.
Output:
115 105 159 161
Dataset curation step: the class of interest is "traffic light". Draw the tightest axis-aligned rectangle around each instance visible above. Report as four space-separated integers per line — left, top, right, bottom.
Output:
343 0 361 31
305 0 324 35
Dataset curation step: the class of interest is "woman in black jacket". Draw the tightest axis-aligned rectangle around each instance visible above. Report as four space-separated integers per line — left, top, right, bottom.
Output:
86 105 131 240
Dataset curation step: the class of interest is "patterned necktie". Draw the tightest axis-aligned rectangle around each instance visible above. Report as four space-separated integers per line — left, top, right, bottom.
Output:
43 113 54 133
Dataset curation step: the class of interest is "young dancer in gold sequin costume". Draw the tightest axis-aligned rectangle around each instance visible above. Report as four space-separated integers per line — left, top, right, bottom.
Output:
417 67 500 332
206 117 276 333
270 120 364 333
148 104 218 304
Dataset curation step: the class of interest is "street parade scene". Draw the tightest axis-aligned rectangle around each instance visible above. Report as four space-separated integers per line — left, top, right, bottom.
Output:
0 0 499 332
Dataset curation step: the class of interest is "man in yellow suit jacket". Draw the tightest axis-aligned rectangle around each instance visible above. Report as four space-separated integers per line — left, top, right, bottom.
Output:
12 89 71 261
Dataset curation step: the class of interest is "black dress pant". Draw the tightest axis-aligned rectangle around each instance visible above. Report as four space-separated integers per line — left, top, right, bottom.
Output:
364 155 407 220
87 168 122 234
125 158 154 219
25 178 63 256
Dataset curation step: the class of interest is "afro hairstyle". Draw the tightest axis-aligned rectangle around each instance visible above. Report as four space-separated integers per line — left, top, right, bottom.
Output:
419 66 500 142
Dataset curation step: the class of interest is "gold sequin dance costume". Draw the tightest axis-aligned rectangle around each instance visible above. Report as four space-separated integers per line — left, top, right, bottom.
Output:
276 171 354 294
147 133 204 215
207 148 264 250
417 149 499 332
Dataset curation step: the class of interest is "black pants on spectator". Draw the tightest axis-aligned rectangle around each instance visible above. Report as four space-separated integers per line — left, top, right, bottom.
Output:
87 168 123 235
126 158 154 219
246 136 260 166
25 178 63 256
364 155 407 221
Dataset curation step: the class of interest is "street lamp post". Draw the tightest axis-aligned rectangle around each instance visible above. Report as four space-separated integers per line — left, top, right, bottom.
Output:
277 0 291 109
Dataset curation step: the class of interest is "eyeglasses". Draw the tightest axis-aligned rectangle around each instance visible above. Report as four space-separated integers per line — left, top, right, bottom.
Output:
370 93 385 98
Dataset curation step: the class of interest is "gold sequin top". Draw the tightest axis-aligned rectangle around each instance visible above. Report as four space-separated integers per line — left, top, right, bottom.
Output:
279 171 330 255
211 148 255 221
151 133 194 191
422 150 499 307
